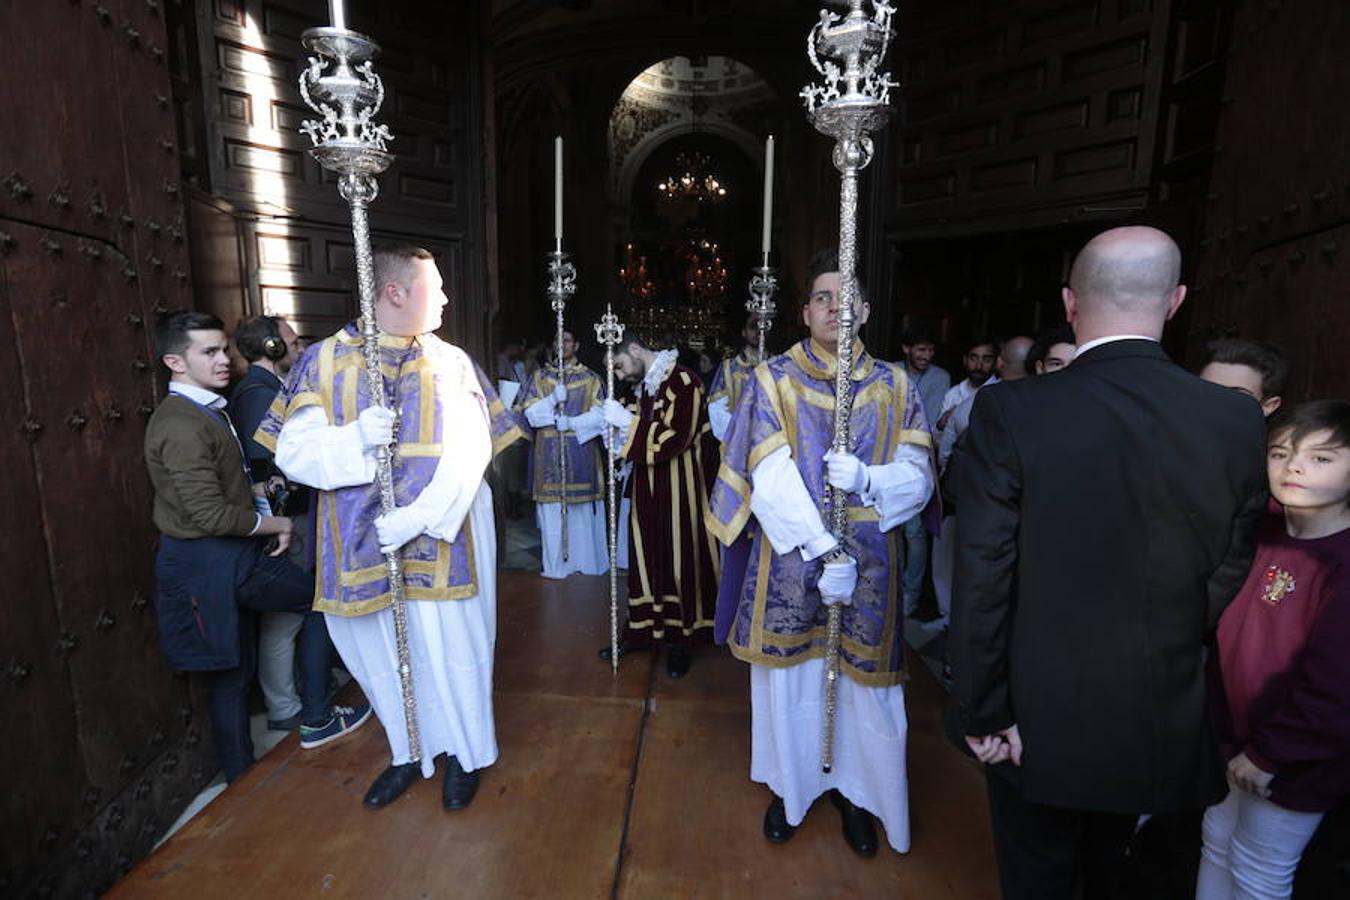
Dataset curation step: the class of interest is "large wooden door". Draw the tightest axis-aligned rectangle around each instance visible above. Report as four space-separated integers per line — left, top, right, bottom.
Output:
0 2 216 897
1186 0 1350 400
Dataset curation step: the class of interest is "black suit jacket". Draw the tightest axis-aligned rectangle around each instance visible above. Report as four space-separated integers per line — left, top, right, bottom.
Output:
229 364 284 483
950 339 1268 814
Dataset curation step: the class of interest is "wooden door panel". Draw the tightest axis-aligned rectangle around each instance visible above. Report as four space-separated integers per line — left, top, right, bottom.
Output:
1187 0 1350 397
190 0 490 360
889 0 1168 236
0 223 87 899
0 2 131 246
5 223 176 799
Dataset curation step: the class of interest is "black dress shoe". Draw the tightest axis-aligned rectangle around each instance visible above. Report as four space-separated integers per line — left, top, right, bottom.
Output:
763 795 797 843
363 762 418 809
442 755 480 810
830 790 878 857
666 645 692 679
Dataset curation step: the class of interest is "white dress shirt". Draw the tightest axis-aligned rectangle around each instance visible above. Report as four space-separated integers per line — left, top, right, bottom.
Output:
1073 334 1157 357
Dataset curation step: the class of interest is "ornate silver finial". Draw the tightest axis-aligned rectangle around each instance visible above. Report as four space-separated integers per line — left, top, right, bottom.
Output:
800 1 899 134
547 252 578 314
594 305 624 349
297 28 395 179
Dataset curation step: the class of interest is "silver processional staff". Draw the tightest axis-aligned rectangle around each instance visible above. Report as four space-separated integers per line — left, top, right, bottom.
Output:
800 0 900 775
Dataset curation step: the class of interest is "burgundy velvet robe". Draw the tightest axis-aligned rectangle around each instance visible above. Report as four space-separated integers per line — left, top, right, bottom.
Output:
621 363 720 646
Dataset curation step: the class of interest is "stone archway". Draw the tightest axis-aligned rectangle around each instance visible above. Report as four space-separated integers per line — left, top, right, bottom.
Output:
608 56 778 209
603 56 784 345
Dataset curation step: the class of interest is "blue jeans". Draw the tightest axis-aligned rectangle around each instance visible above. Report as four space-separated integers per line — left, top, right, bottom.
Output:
208 552 332 782
900 515 928 615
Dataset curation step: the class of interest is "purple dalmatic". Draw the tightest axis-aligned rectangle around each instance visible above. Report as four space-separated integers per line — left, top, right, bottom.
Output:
706 338 933 686
709 348 761 411
255 322 527 617
518 361 604 503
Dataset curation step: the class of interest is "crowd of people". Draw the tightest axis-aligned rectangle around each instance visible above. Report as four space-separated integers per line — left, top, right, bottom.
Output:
142 226 1348 898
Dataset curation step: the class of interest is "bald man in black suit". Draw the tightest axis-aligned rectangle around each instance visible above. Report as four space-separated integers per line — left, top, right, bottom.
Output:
949 226 1268 899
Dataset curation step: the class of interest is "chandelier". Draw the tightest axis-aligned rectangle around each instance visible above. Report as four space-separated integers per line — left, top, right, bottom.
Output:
656 151 728 203
617 242 656 303
615 238 728 344
683 238 728 307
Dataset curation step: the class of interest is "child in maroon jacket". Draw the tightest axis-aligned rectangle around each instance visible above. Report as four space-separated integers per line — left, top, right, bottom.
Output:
1197 400 1350 899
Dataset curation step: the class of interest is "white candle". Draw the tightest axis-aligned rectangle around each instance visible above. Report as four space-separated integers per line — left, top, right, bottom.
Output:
554 136 563 252
760 134 775 262
329 0 346 30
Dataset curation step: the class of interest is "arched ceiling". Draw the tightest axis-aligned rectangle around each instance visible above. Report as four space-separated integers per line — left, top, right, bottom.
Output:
625 55 775 104
609 56 777 204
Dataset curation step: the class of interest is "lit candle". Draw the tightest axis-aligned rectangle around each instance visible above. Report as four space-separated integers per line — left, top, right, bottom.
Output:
760 134 775 263
554 136 563 252
329 0 346 30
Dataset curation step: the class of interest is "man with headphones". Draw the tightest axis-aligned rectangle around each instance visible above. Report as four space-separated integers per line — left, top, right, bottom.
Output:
230 315 313 732
232 316 302 483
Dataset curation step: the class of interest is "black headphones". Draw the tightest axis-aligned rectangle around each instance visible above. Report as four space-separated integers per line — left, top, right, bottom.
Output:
261 316 287 361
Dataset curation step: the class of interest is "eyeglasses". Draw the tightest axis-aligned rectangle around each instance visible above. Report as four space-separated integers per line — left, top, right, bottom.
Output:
808 290 867 311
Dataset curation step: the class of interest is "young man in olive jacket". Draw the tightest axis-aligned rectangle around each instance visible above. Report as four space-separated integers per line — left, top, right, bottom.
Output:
144 311 368 782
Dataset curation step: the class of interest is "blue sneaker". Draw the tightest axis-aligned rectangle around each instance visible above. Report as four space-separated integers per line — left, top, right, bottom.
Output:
300 703 373 749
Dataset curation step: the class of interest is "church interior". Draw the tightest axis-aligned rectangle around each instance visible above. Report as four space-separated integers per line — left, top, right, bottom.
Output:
2 0 1347 897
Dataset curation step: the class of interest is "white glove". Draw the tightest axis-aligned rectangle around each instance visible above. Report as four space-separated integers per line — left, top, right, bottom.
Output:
817 553 858 606
375 504 425 554
356 406 396 449
524 396 556 428
603 398 634 430
824 450 869 494
552 384 568 405
708 397 732 441
555 414 572 432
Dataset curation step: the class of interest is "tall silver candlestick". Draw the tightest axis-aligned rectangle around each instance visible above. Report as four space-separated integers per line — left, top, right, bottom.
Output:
297 21 420 761
547 251 577 561
800 0 899 775
594 304 625 672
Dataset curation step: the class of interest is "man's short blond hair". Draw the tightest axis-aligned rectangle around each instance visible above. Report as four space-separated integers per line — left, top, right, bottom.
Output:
372 244 434 294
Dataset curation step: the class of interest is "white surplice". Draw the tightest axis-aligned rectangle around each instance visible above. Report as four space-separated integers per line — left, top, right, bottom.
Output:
535 501 609 578
274 383 498 777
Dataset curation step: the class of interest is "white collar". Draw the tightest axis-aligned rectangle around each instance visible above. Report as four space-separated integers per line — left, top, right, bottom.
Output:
1074 334 1158 358
169 381 227 410
961 373 997 394
641 349 679 396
